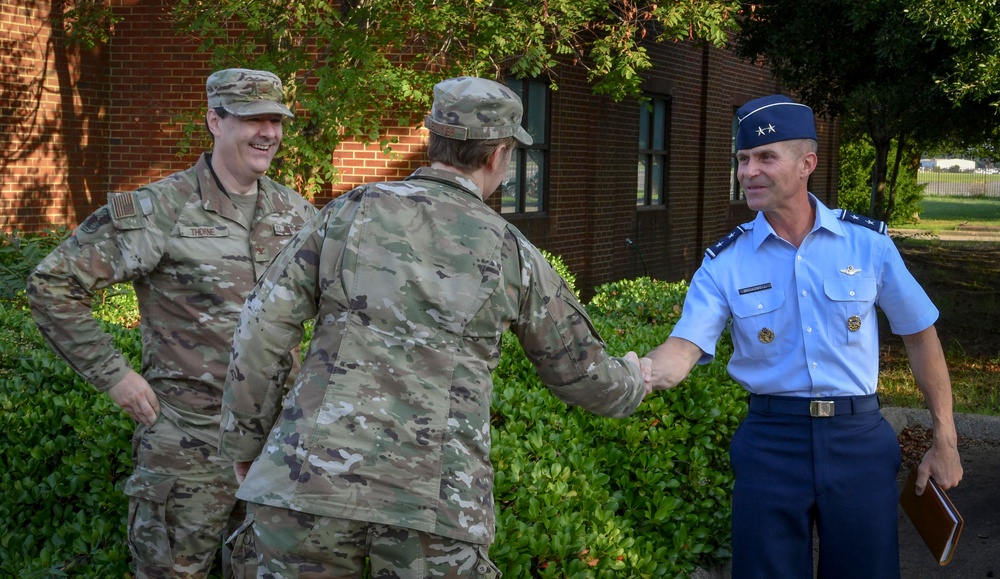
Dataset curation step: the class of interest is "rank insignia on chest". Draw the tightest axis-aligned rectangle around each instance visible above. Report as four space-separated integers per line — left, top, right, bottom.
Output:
758 328 775 344
848 316 862 332
273 224 301 236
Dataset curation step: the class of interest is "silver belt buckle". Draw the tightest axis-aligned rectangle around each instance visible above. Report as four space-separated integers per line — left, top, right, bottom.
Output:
810 400 835 417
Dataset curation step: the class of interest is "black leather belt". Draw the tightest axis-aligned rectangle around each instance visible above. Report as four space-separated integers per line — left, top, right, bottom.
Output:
749 394 880 417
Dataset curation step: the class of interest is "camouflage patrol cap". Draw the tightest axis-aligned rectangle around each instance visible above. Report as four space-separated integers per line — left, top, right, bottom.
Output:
425 77 532 145
206 68 294 118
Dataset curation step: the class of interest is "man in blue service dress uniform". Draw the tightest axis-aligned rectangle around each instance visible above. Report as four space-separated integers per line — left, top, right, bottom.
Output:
640 94 963 578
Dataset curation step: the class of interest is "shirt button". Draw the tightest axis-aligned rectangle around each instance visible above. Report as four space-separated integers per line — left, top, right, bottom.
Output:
477 564 489 574
850 290 856 296
806 327 813 333
801 290 808 297
797 255 803 261
811 362 818 369
758 304 763 310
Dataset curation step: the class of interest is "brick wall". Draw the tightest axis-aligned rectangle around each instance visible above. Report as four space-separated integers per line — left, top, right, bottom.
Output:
106 0 206 197
1 0 839 297
1 0 111 231
323 125 426 205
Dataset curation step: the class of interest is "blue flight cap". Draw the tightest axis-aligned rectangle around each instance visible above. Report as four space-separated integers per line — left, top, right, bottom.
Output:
735 94 816 151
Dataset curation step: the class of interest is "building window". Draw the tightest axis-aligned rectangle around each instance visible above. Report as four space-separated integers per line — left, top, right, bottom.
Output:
730 109 742 201
637 96 670 206
502 77 549 214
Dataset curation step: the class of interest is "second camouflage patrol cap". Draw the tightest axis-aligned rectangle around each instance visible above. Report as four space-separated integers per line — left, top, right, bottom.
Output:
735 94 816 150
425 77 533 145
206 68 294 118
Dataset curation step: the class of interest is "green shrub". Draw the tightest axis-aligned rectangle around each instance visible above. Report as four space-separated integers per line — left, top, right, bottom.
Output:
0 303 137 578
539 248 577 297
1 228 141 577
0 227 71 301
1 235 744 577
838 137 924 226
489 275 743 577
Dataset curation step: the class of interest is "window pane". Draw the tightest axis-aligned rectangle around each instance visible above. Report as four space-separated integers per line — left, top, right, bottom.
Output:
526 81 547 144
502 148 522 213
653 99 667 150
525 149 544 212
637 158 648 205
652 156 664 204
731 111 741 200
638 105 650 150
506 78 523 102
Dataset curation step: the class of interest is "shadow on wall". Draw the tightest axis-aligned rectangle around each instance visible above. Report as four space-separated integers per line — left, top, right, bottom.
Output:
1 0 109 233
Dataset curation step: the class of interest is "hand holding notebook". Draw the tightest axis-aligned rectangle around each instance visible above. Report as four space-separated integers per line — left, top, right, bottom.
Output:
899 467 964 566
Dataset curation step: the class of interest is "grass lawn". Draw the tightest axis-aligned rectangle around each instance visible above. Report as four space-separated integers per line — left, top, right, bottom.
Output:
879 238 1000 416
909 195 1000 232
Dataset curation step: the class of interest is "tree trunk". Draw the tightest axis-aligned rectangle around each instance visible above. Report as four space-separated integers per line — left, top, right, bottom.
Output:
885 133 907 223
869 139 891 221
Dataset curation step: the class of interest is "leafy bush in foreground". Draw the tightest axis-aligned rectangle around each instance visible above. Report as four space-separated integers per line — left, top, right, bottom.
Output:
1 237 742 577
0 303 137 578
490 274 742 577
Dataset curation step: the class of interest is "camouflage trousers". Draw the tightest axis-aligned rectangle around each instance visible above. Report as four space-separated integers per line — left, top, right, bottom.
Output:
228 503 502 579
124 417 244 579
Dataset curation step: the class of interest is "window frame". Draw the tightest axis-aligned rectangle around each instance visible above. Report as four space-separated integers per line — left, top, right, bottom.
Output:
501 76 550 214
637 95 671 207
730 107 743 202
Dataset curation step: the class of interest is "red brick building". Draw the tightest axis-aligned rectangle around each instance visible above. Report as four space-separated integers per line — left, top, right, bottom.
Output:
1 0 840 298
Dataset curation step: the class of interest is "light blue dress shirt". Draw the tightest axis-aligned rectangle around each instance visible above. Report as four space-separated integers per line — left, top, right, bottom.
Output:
671 195 938 397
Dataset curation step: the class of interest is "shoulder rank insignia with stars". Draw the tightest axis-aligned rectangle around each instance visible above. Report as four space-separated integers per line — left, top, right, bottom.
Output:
837 209 887 235
705 225 747 259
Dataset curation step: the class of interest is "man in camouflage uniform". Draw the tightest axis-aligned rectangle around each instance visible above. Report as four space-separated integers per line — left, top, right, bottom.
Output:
27 68 317 578
218 76 649 578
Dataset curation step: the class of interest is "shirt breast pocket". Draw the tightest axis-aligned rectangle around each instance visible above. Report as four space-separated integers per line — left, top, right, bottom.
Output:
824 277 878 346
730 289 793 359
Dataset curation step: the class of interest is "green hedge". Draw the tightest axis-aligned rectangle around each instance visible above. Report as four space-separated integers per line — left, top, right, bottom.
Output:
1 238 742 578
489 274 743 577
0 303 138 578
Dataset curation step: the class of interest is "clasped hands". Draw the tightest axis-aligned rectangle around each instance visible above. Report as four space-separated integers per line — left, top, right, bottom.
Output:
625 337 702 396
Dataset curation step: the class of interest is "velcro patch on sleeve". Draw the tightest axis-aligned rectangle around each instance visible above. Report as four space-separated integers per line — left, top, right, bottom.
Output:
110 191 137 219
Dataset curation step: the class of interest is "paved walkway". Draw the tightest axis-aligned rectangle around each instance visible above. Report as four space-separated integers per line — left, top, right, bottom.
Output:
691 408 1000 578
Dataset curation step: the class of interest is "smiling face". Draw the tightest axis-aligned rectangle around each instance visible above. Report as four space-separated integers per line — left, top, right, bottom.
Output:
736 139 817 214
207 109 284 193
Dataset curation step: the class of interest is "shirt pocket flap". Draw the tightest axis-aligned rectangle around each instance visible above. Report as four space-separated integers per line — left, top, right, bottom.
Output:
123 468 177 504
731 289 784 319
824 277 877 302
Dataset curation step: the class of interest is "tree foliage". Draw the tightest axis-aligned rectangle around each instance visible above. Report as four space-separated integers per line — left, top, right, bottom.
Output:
904 0 1000 106
838 137 924 226
735 0 1000 222
168 0 740 197
58 0 123 49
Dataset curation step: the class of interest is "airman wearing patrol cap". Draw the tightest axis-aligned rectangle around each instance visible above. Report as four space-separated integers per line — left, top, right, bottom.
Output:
424 76 532 144
27 67 316 578
206 68 294 118
218 76 647 577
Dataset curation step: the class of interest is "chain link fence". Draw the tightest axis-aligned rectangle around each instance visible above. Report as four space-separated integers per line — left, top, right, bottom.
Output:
918 171 1000 197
